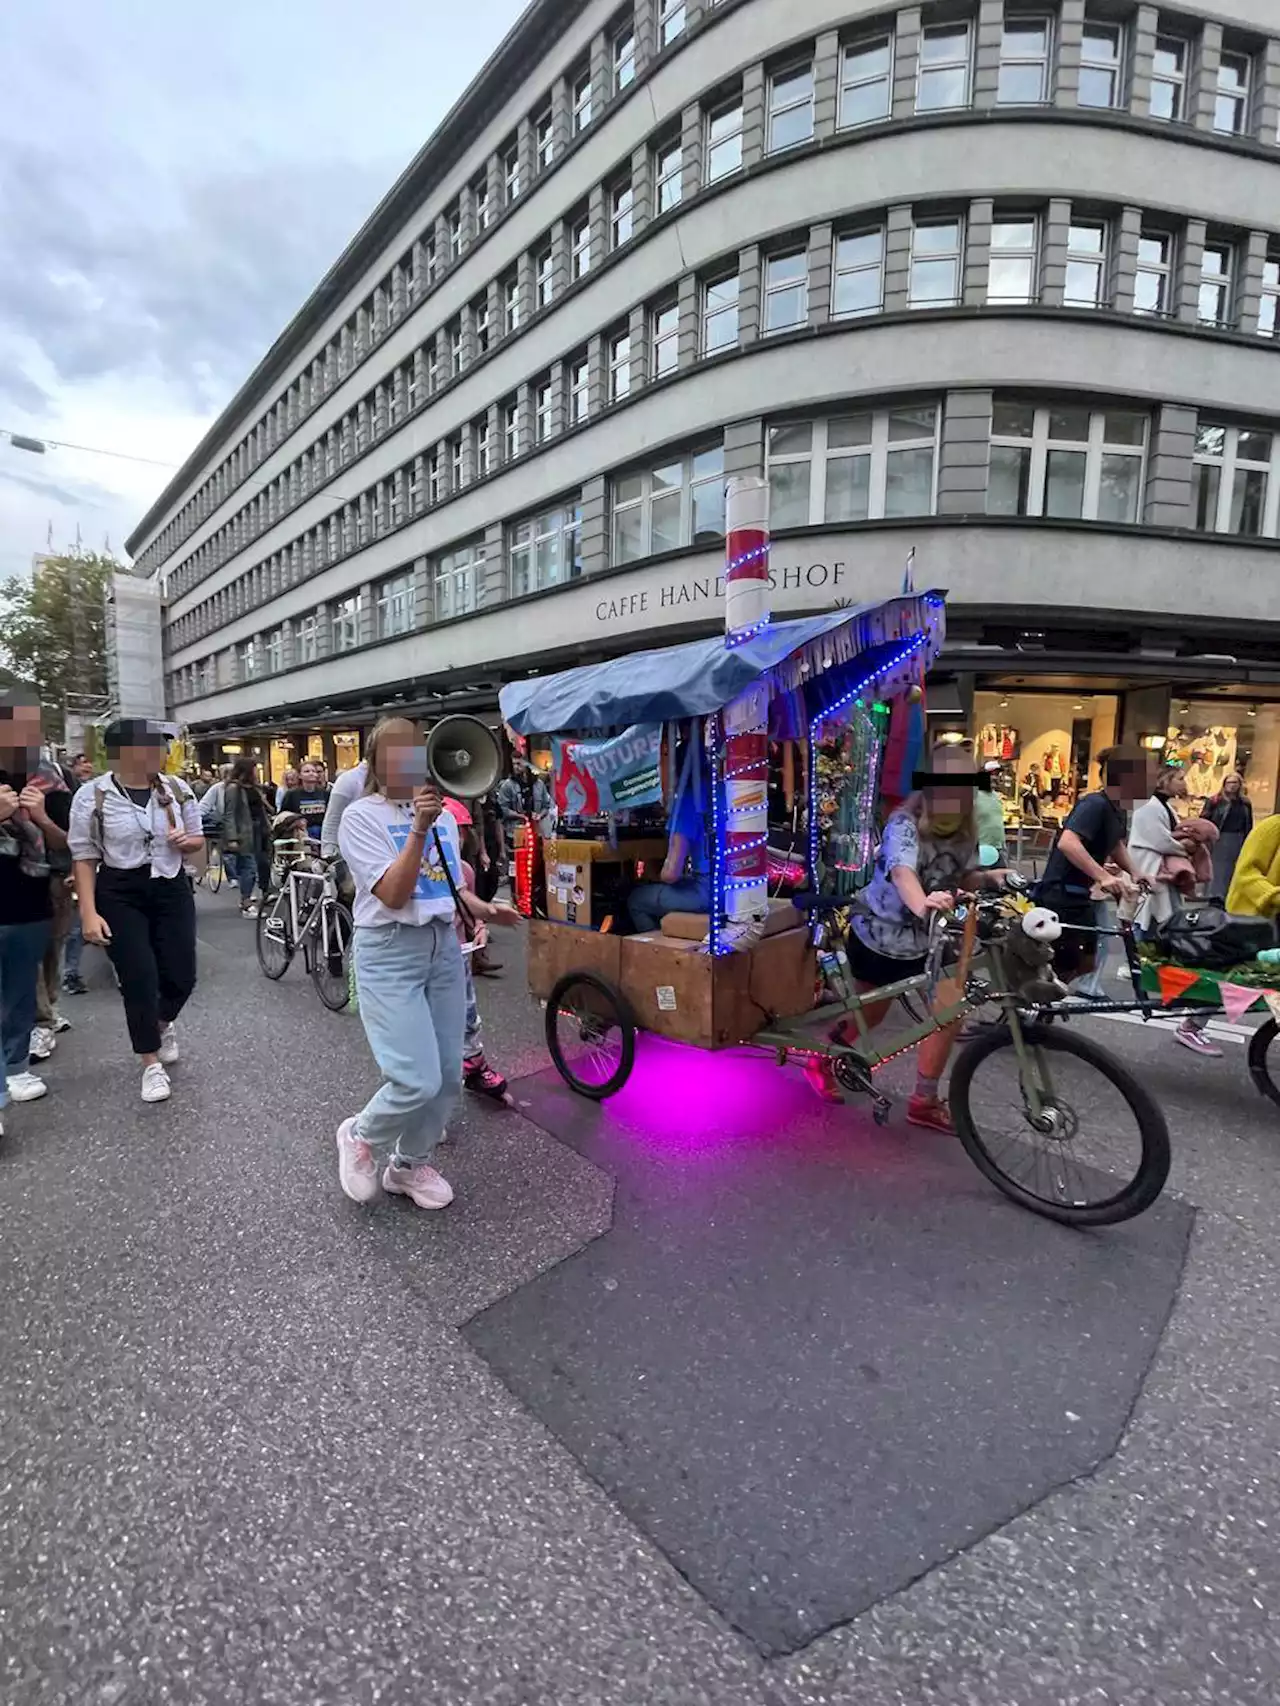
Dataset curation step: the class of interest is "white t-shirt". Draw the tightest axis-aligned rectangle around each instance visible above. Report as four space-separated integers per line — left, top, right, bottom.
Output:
338 795 463 928
320 760 366 856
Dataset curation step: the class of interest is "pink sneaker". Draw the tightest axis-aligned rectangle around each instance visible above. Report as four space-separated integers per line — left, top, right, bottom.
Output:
906 1095 954 1134
336 1117 379 1203
1175 1023 1223 1058
382 1159 454 1211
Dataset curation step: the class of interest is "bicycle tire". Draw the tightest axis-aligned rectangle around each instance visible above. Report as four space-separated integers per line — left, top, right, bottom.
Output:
208 847 224 894
950 1021 1171 1226
1248 1018 1280 1111
545 971 636 1099
256 892 295 980
310 901 354 1011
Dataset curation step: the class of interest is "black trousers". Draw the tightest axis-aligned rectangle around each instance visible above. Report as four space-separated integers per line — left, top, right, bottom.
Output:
96 868 197 1055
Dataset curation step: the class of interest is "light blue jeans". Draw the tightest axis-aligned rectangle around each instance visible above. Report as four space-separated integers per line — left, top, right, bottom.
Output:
352 918 466 1166
628 873 712 934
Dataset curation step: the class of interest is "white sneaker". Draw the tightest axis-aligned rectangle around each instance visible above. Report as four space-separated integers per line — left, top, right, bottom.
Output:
29 1026 56 1061
158 1024 180 1065
241 902 260 919
141 1063 171 1103
383 1159 454 1210
336 1117 379 1204
50 1010 72 1034
7 1072 48 1103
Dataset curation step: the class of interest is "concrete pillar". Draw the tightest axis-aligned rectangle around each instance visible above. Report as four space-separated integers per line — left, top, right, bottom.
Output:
813 31 840 139
741 63 766 171
724 418 763 481
1260 39 1280 146
1175 218 1207 325
590 32 609 122
548 359 567 438
588 182 608 274
972 0 1004 110
412 557 434 629
807 221 833 325
964 198 994 306
883 204 914 313
550 218 570 299
1056 0 1085 108
579 474 609 576
631 142 652 235
517 116 535 200
677 271 700 366
1189 23 1222 133
892 9 922 120
1240 229 1270 336
1130 5 1158 118
481 522 507 609
736 244 760 344
1143 404 1197 528
356 582 375 648
587 332 607 418
679 103 703 201
1111 205 1142 314
551 75 572 156
628 303 649 389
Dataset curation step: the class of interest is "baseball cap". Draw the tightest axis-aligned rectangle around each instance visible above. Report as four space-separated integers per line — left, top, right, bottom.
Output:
442 796 472 827
103 718 170 754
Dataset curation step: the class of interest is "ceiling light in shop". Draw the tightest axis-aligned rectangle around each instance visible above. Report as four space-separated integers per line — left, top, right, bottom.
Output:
1248 705 1258 718
999 697 1010 709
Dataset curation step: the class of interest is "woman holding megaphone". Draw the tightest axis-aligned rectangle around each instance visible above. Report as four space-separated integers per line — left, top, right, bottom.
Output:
335 717 520 1211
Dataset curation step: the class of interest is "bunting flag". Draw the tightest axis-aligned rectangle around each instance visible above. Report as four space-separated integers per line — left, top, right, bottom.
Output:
1218 982 1261 1025
1264 990 1280 1024
1156 964 1201 1005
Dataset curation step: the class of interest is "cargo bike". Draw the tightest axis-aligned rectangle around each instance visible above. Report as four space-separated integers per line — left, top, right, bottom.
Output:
501 592 1171 1227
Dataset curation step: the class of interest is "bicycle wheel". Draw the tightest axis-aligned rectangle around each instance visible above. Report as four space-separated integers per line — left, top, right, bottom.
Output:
545 971 636 1099
256 891 295 980
949 1021 1170 1226
1248 1018 1280 1111
208 845 224 894
310 901 354 1011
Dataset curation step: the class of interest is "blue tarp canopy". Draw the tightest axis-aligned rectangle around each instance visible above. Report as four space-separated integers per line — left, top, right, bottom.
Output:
500 596 944 734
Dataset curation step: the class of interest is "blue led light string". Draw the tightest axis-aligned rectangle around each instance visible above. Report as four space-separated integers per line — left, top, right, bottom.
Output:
708 714 726 956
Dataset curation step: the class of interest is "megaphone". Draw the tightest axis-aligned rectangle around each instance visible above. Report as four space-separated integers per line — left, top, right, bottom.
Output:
425 715 502 799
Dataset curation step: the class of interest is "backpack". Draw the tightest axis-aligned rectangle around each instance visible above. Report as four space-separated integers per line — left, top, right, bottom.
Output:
1152 902 1276 971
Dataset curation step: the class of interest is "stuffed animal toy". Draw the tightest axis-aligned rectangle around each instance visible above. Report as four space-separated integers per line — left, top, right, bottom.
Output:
1001 904 1070 1004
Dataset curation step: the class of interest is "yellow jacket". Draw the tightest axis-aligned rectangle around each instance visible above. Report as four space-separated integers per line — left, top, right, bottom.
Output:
1226 814 1280 919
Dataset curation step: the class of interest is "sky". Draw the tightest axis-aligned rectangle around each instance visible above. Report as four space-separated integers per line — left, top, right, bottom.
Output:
0 0 526 583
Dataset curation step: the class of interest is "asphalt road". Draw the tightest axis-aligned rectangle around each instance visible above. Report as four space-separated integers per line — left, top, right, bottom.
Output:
2 886 1278 1706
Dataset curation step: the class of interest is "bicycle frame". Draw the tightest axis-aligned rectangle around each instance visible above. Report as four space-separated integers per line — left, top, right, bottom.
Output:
269 863 342 962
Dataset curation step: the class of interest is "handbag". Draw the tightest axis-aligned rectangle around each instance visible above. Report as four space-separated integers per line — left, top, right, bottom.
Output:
1152 902 1277 970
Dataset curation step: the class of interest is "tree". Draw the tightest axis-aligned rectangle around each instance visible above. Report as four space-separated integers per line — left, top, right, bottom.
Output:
0 551 116 739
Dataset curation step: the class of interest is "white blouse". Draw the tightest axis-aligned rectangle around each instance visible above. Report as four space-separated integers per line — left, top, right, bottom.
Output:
69 772 203 878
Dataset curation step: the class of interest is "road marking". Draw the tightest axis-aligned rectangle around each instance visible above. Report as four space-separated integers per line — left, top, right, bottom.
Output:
1087 1010 1249 1047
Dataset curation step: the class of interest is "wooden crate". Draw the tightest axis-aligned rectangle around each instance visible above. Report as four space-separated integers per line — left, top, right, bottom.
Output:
528 917 816 1049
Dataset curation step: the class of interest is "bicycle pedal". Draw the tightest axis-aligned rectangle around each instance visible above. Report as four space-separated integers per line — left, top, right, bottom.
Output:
872 1097 892 1127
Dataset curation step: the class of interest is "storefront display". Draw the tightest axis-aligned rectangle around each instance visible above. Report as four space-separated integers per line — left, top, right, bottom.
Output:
971 691 1120 829
1167 704 1279 817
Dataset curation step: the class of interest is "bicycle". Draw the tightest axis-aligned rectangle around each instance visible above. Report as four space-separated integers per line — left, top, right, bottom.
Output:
255 854 354 1011
199 833 225 893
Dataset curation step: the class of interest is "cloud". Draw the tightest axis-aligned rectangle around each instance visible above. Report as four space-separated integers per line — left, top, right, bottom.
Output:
0 463 120 512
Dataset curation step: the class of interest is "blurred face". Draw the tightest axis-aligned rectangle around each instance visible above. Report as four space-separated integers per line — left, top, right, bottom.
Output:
0 702 41 771
377 729 430 795
1166 772 1188 800
920 746 975 828
117 740 166 773
1224 775 1242 797
299 763 319 788
1109 759 1151 805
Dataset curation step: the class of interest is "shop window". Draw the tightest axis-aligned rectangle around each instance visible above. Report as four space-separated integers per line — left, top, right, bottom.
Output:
766 406 939 528
988 401 1147 524
832 227 885 318
1064 219 1107 308
762 251 808 333
1150 35 1187 121
988 218 1038 304
376 572 414 639
768 63 815 153
1078 23 1123 109
916 23 971 112
1134 230 1174 316
839 35 892 127
434 541 487 621
1193 423 1278 538
610 446 725 564
509 502 583 597
909 217 963 308
998 17 1052 104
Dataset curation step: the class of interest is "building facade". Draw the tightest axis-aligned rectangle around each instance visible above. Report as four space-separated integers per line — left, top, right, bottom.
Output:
128 0 1280 812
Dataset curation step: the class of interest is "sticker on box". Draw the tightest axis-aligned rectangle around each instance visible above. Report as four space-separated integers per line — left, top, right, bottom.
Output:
656 985 677 1012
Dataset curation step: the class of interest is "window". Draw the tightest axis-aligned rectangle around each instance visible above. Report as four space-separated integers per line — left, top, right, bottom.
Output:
909 218 963 308
449 320 463 376
448 206 463 259
997 17 1051 104
504 274 521 333
1199 243 1233 327
238 639 260 681
474 176 492 232
652 299 679 375
614 28 636 92
659 0 686 48
536 107 555 171
839 36 892 126
988 218 1038 304
611 180 634 248
569 355 590 424
536 244 554 308
1194 423 1276 537
427 447 442 505
1260 252 1279 338
1134 231 1173 316
573 71 593 133
916 23 970 111
609 329 632 400
474 295 491 355
656 139 683 213
987 401 1147 523
611 447 725 562
1150 35 1186 121
1078 24 1123 109
434 541 487 621
334 594 362 653
1065 221 1106 307
504 142 522 203
763 251 809 332
571 216 592 280
266 627 284 674
450 435 464 490
509 503 583 597
376 572 414 639
503 398 520 461
768 63 815 152
475 417 492 479
832 228 884 317
535 379 554 441
1215 52 1250 134
766 406 939 527
706 97 744 181
702 273 740 351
